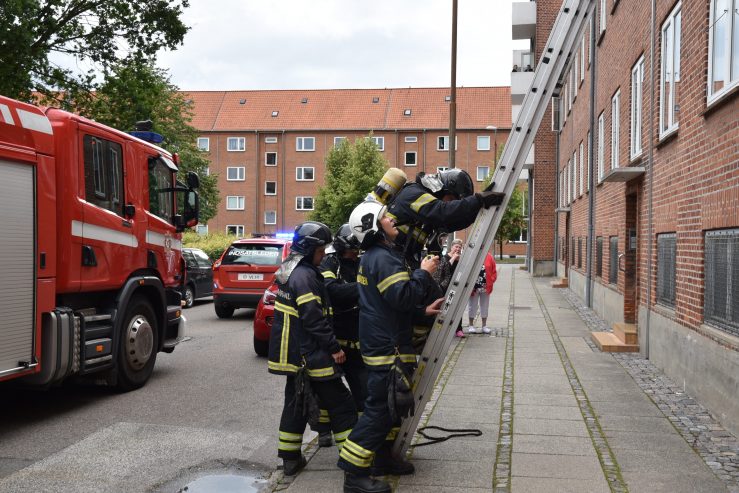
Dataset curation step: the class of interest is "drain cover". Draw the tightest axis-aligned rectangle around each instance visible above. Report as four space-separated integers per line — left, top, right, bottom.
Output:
181 474 267 493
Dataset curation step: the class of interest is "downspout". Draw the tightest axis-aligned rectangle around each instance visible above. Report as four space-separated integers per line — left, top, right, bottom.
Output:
281 130 286 231
422 129 427 174
254 130 259 233
644 0 657 358
554 129 560 277
586 10 598 308
527 170 533 272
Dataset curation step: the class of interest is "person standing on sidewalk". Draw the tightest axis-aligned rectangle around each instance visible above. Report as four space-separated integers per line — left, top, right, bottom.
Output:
268 221 357 476
339 201 442 493
467 251 497 334
432 238 465 338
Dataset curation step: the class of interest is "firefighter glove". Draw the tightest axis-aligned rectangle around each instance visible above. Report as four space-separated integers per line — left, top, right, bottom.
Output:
475 190 506 209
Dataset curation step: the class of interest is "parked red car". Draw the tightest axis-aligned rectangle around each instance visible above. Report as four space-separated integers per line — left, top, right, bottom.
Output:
212 238 291 318
253 283 277 356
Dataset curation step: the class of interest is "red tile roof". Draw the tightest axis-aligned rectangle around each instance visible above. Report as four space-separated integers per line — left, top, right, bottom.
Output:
182 87 511 132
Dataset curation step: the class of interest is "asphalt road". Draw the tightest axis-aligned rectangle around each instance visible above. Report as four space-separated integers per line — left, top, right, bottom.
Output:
0 300 288 492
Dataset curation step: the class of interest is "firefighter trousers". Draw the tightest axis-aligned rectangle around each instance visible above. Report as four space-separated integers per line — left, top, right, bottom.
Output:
314 347 368 435
278 374 357 460
337 369 400 475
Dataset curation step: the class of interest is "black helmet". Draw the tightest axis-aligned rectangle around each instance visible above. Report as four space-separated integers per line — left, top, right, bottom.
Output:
333 223 360 253
438 169 474 199
291 221 332 256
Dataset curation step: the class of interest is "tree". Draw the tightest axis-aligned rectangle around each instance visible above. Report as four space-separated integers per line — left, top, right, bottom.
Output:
483 170 526 260
311 137 388 231
82 60 219 222
0 0 188 103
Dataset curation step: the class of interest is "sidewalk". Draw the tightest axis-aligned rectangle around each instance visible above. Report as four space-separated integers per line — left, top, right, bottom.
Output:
273 265 739 493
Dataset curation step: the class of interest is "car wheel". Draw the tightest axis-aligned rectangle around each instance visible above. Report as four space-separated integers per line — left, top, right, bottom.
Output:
183 285 195 309
215 303 234 319
254 335 269 357
117 295 158 391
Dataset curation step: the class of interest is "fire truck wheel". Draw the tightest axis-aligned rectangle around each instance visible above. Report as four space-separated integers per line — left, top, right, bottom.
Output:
215 303 234 319
117 296 159 391
183 285 195 309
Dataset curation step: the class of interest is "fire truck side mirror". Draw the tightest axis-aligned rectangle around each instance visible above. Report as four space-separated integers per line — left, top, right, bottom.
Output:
186 171 200 189
182 190 199 230
124 204 136 219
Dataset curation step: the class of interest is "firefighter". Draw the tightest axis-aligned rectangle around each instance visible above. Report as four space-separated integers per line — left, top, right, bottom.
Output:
338 201 442 493
386 168 504 267
268 221 357 476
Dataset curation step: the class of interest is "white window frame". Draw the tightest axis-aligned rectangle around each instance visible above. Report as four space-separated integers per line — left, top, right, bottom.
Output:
580 37 586 82
405 136 418 143
265 152 277 166
611 89 621 170
227 137 245 152
437 136 457 151
574 53 579 98
296 167 315 181
226 225 244 236
264 136 278 144
631 56 645 159
579 141 585 196
405 151 417 166
567 160 572 204
226 196 245 210
264 211 277 225
598 112 605 181
226 166 245 181
296 137 316 152
599 0 607 35
437 166 449 173
573 151 579 197
195 224 208 235
477 136 491 151
660 3 681 138
295 196 314 211
370 136 385 151
265 181 277 195
586 131 591 191
334 136 346 146
589 17 594 65
476 166 490 182
569 71 574 109
707 0 738 104
197 137 209 151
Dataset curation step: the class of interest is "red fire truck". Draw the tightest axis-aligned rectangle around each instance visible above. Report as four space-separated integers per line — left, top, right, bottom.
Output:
0 96 199 390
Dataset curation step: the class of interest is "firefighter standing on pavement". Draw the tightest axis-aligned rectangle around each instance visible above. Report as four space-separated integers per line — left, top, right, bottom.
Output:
268 221 357 476
337 201 443 493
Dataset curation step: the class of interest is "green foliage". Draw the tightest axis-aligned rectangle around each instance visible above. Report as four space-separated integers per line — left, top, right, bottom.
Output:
0 0 189 103
182 230 235 261
77 61 219 223
482 167 526 259
310 137 388 231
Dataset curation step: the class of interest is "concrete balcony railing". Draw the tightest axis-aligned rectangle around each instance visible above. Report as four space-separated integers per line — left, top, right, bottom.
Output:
511 70 535 105
512 1 536 40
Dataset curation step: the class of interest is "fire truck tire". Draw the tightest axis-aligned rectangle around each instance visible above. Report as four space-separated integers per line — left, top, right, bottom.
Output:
183 285 195 309
117 296 159 391
215 303 234 319
253 335 269 357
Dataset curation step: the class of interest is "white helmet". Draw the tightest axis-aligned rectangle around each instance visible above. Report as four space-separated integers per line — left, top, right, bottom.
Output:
349 200 386 249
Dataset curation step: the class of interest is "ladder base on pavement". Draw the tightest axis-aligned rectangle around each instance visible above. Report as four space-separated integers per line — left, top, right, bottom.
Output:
591 332 639 353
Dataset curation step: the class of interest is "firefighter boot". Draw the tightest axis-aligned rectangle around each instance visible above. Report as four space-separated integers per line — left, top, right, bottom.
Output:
283 455 307 476
319 430 333 447
370 443 415 476
343 472 391 493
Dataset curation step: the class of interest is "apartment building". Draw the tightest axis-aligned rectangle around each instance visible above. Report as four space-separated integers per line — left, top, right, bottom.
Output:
186 87 515 242
517 0 738 434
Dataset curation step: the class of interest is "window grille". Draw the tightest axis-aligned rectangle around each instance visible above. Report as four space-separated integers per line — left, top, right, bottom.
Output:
704 229 739 336
596 237 603 277
656 233 677 308
609 236 618 284
578 237 582 269
571 237 576 266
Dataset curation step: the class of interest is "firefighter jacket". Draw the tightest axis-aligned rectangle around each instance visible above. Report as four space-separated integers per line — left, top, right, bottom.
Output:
386 181 482 263
320 254 360 348
268 260 342 381
357 241 434 370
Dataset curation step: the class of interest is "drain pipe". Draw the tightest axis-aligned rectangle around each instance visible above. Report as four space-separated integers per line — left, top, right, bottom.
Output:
644 0 657 358
553 128 560 278
586 9 598 309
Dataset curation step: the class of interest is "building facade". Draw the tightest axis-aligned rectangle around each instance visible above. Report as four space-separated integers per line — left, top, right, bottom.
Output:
517 0 738 434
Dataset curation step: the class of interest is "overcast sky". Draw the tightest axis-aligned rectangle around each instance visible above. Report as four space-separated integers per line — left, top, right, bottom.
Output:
156 0 527 91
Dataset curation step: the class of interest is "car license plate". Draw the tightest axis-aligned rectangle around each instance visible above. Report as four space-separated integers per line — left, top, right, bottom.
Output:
238 273 263 281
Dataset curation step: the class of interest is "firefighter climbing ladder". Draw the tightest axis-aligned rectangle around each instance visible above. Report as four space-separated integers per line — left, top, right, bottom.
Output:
394 0 594 457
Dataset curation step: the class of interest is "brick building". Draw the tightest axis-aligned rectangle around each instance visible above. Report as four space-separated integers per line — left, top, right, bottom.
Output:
517 0 738 434
186 87 520 248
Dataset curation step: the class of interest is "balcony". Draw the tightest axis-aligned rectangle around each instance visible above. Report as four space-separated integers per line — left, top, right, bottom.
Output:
511 70 535 106
524 144 535 170
512 2 536 40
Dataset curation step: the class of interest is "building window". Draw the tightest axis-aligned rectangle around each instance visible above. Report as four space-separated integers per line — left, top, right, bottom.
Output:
579 141 584 196
226 225 244 236
296 167 315 181
598 112 605 181
405 151 417 166
265 152 277 166
226 196 245 210
566 160 571 203
334 136 346 146
573 151 579 197
437 136 457 151
657 233 677 308
705 229 739 336
227 137 245 152
589 17 594 65
264 211 277 225
571 237 576 266
437 166 449 173
631 57 645 159
296 137 315 152
196 224 208 235
580 37 586 81
596 237 603 277
405 136 418 143
370 136 385 151
265 136 278 144
197 137 209 151
578 237 583 269
296 196 314 210
477 136 491 151
226 166 245 181
611 90 621 170
559 171 564 208
599 0 607 35
574 54 579 98
477 166 490 182
609 236 619 285
265 181 277 195
708 0 739 103
660 3 682 137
